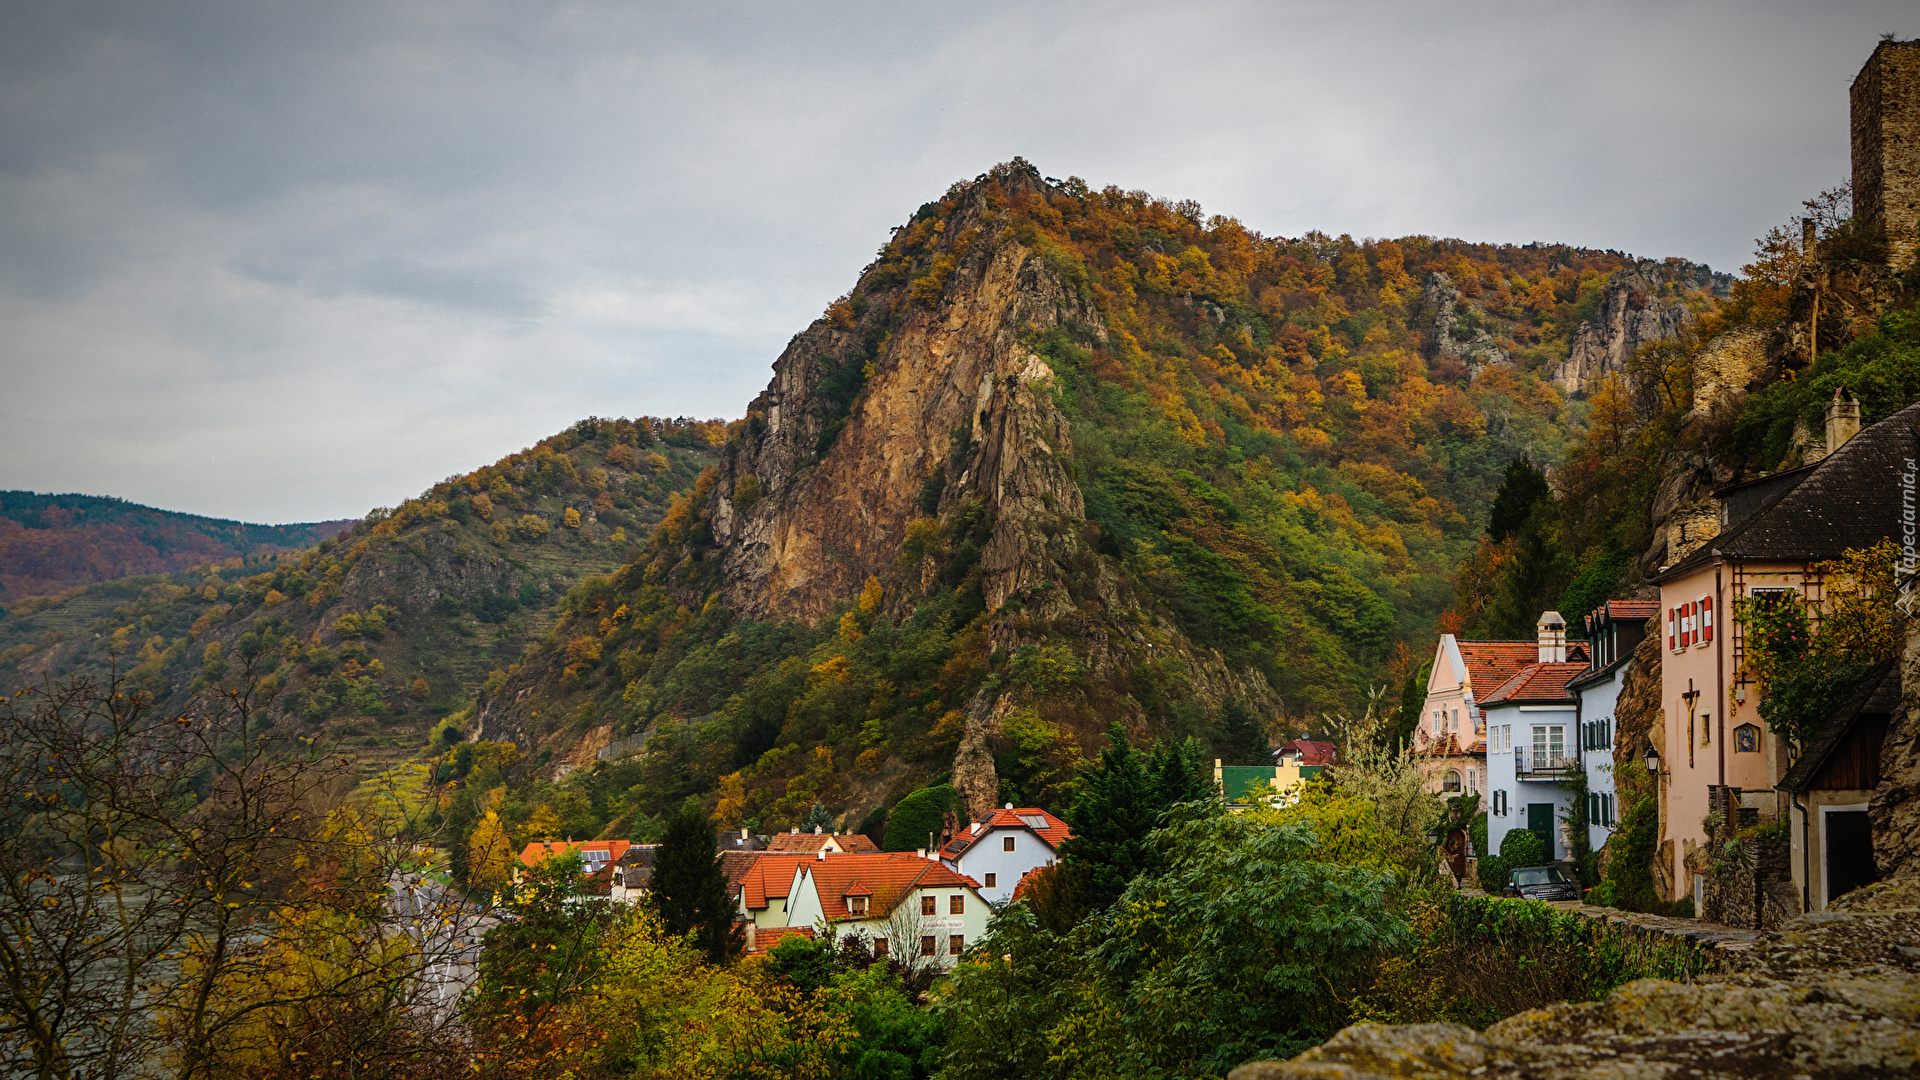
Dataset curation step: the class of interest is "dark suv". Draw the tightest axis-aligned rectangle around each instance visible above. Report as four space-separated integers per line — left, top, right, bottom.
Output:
1502 864 1580 902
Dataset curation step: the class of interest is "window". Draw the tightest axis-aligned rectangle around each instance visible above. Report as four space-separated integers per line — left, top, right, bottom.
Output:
984 873 997 888
920 936 936 957
920 895 936 916
873 938 888 958
1531 725 1565 761
1467 768 1478 794
1003 836 1016 852
848 895 868 915
950 894 964 915
949 934 965 956
1443 769 1462 793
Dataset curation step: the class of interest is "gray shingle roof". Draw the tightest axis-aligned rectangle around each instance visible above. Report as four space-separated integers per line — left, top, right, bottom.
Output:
1658 400 1920 579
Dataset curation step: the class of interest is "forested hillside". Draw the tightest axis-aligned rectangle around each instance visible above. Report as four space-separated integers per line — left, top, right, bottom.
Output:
455 160 1724 849
0 418 723 769
0 491 353 601
1453 182 1920 642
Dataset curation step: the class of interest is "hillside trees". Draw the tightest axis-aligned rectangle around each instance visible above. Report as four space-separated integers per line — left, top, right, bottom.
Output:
465 167 1717 837
0 664 483 1080
0 416 721 754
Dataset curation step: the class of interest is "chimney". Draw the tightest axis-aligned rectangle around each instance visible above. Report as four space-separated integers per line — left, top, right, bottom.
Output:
744 922 756 952
916 848 926 858
817 850 827 861
741 827 749 839
813 825 822 835
790 827 799 835
1826 387 1861 454
1536 611 1567 663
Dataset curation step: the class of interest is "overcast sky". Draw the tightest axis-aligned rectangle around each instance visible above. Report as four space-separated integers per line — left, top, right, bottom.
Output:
0 1 1911 523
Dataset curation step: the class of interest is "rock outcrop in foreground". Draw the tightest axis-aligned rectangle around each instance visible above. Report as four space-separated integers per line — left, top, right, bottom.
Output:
1230 889 1920 1080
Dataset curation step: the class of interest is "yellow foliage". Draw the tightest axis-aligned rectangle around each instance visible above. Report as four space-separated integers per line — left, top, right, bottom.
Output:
564 506 582 529
468 809 516 891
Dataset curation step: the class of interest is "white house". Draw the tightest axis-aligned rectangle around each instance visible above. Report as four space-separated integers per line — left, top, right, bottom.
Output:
937 805 1070 905
780 851 990 968
1567 601 1657 853
1480 613 1587 866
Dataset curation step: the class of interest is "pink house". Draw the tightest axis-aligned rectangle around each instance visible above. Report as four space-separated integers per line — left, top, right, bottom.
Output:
1419 628 1587 797
1650 393 1910 910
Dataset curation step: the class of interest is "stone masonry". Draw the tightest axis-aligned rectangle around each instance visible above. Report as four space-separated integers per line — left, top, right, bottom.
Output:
1852 38 1920 271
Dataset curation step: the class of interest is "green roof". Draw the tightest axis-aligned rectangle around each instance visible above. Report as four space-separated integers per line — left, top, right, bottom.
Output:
1220 766 1279 802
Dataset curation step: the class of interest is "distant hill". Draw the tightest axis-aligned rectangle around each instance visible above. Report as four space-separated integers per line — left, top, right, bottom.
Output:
0 416 725 771
0 490 355 600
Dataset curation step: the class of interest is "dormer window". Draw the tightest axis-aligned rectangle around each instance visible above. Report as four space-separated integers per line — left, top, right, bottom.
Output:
847 895 869 916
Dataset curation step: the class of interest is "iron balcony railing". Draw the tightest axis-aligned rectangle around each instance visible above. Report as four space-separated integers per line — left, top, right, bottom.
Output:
1514 747 1580 781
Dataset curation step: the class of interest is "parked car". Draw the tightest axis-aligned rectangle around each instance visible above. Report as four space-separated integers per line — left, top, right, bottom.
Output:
1502 864 1580 901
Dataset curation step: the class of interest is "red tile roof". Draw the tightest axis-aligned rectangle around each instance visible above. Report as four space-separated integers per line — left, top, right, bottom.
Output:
766 831 881 853
744 925 814 956
940 807 1071 858
1455 641 1541 698
517 839 631 870
795 852 981 922
733 853 810 911
1275 739 1338 765
1479 661 1590 705
1598 600 1659 621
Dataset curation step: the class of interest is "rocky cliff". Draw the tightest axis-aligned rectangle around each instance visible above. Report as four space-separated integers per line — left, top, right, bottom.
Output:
706 181 1099 625
1549 261 1721 394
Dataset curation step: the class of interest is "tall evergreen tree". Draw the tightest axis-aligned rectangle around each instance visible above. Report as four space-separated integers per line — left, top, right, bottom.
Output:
1147 734 1215 811
651 802 741 964
1061 724 1156 910
1486 456 1552 542
1212 701 1270 766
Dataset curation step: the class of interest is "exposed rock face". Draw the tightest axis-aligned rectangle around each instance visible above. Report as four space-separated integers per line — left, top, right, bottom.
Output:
1230 901 1920 1080
708 182 1098 624
1870 608 1920 880
1549 263 1704 394
1422 272 1509 376
1689 326 1771 417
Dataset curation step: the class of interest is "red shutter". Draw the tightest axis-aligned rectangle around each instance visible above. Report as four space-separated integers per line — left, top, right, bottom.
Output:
1702 596 1714 643
1667 607 1676 650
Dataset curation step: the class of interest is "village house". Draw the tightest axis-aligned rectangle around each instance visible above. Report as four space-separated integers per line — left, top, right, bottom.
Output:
730 852 811 929
775 851 990 968
514 839 632 890
1214 741 1337 810
1567 601 1657 853
1480 613 1590 863
766 826 881 855
1419 625 1588 800
937 805 1070 904
1651 395 1915 911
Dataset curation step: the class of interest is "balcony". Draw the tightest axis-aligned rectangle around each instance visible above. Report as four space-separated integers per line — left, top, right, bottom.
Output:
1514 747 1580 781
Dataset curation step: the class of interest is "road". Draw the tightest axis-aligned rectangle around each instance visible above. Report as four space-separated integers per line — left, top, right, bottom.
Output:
386 872 499 1018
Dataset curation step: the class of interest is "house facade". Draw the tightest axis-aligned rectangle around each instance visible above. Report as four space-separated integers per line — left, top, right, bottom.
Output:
1651 394 1912 910
937 806 1070 905
1480 613 1587 863
779 852 990 968
1417 632 1581 798
1567 601 1657 852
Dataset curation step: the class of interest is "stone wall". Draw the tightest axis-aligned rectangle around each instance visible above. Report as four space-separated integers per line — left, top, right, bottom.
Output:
1230 899 1920 1080
1852 38 1920 272
1869 602 1920 879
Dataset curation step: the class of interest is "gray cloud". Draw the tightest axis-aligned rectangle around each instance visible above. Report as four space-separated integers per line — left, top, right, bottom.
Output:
0 0 1911 521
